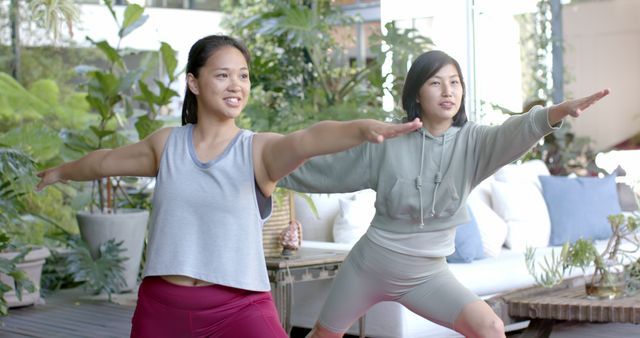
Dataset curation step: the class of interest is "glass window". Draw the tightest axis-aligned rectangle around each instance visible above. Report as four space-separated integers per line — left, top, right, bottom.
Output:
332 21 381 67
191 0 222 11
146 0 185 9
473 0 543 123
142 0 222 11
393 16 434 40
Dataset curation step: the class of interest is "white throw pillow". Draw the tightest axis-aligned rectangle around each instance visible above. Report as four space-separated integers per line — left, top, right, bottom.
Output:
493 159 550 191
491 180 551 252
294 193 343 242
332 190 376 246
467 180 508 258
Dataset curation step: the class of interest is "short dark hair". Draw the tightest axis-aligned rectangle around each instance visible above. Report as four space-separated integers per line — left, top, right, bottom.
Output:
181 35 251 125
401 50 468 126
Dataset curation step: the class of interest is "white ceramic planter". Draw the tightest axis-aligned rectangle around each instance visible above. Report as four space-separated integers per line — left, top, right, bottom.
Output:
76 209 149 292
0 246 50 307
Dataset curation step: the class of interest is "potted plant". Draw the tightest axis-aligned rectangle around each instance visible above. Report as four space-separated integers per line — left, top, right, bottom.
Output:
0 148 50 312
63 1 180 293
0 231 35 316
0 72 130 298
526 213 640 299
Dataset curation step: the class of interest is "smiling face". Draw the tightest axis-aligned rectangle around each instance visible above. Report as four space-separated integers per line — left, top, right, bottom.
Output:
187 46 250 121
416 63 463 128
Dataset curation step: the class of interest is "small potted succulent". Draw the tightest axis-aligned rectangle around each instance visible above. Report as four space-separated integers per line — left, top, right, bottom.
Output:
526 213 640 299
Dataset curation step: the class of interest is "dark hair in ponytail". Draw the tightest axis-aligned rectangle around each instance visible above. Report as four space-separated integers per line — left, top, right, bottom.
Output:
181 35 251 125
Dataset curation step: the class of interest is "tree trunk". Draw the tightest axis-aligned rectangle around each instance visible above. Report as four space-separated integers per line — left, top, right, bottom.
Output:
9 0 21 82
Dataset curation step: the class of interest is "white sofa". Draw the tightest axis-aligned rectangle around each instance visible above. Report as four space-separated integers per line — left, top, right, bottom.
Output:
288 160 639 338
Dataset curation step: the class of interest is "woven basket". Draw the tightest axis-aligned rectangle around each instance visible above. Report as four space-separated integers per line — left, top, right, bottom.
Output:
262 192 291 257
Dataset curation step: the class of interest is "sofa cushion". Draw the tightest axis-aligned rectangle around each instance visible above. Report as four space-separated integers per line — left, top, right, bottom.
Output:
332 190 376 246
540 174 621 245
494 159 550 189
491 160 551 252
467 177 508 258
447 207 484 263
492 180 551 251
617 182 640 211
294 193 349 242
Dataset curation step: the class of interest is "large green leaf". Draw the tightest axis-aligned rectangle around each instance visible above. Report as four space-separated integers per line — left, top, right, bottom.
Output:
87 71 121 100
0 73 48 120
85 96 112 120
118 68 145 94
66 237 127 296
257 7 319 46
153 80 179 105
89 126 116 140
0 148 36 183
133 81 157 115
135 115 164 140
0 149 36 227
62 130 96 156
28 79 60 106
121 4 144 32
103 0 117 22
0 124 62 162
120 4 147 38
88 39 125 69
159 42 178 82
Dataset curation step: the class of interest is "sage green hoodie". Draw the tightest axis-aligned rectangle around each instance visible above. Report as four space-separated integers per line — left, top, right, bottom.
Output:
279 106 558 233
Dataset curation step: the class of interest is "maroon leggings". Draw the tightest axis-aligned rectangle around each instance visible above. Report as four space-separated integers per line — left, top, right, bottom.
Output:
131 277 288 338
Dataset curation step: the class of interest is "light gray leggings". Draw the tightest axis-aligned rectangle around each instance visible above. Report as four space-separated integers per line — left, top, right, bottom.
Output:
317 236 480 333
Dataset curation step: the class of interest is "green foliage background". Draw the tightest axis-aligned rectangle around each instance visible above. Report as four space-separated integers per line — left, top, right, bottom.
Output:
221 0 432 133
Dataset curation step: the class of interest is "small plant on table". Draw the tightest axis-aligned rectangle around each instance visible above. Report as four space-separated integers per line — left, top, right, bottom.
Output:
526 213 640 299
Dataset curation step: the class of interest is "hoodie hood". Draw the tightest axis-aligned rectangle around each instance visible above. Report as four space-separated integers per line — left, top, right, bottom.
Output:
416 125 461 142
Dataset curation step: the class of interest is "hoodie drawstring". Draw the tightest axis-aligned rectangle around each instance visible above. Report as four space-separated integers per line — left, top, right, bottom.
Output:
431 136 446 217
417 134 426 227
416 131 446 228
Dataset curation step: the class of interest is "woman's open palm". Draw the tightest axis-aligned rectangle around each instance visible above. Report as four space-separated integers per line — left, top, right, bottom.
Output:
562 89 610 118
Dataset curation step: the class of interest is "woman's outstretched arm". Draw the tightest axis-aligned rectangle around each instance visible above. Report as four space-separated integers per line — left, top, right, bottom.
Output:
35 128 172 191
254 118 422 194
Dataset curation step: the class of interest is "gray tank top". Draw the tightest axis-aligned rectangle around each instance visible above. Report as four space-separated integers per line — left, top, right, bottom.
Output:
143 124 272 291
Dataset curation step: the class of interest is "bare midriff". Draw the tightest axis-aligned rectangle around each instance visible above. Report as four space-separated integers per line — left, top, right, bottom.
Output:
161 275 214 287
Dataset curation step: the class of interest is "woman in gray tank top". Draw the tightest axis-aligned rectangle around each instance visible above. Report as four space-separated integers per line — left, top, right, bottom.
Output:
35 35 423 338
279 50 609 338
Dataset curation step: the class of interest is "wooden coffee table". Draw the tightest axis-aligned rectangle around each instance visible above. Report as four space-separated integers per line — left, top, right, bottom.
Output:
487 276 640 338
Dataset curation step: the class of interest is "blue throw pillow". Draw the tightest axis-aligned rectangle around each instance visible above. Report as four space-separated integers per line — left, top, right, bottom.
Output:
539 174 621 245
447 207 484 263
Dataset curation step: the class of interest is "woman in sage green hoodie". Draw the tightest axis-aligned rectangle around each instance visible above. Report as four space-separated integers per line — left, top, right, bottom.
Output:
279 50 609 338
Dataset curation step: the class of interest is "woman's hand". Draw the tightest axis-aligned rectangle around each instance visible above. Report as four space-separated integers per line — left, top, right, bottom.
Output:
363 118 423 144
36 167 66 192
548 89 610 124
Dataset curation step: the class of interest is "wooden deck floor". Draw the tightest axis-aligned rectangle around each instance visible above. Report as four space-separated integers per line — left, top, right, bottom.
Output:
1 289 639 338
0 289 134 338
